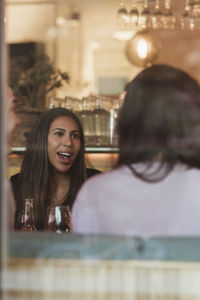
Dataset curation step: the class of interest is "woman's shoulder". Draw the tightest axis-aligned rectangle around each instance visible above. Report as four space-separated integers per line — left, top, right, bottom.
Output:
10 173 21 186
86 168 102 178
10 173 22 203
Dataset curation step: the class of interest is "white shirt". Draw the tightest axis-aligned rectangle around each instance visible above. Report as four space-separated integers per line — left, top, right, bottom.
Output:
72 164 200 238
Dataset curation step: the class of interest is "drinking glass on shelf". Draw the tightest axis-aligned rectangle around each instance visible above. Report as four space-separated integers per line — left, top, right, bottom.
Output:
49 96 65 108
65 96 82 115
45 205 72 233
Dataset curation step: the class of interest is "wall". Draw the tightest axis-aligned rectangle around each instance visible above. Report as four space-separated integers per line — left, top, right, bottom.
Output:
5 0 200 98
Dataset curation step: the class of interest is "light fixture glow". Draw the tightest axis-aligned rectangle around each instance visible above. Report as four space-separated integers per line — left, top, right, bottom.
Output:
136 38 148 59
125 31 158 67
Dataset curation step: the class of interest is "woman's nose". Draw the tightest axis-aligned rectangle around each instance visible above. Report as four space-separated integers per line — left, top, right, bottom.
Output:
63 134 72 146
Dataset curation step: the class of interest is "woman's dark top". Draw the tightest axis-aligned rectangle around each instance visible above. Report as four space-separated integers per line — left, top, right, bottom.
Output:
10 168 101 202
10 168 101 230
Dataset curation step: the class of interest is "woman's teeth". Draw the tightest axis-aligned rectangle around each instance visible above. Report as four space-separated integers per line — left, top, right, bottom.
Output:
58 152 72 159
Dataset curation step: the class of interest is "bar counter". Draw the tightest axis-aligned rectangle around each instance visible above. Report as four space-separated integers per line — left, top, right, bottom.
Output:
3 232 200 299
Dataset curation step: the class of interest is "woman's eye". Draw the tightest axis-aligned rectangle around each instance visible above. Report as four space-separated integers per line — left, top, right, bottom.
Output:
55 131 64 137
71 132 80 139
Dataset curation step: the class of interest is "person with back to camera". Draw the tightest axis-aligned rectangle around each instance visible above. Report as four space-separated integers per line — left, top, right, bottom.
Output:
10 107 100 231
72 64 200 237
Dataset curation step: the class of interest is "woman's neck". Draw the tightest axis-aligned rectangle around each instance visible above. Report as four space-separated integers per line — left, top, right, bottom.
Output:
50 171 70 207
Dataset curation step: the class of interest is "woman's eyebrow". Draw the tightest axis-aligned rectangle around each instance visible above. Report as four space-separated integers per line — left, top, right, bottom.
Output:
52 128 66 132
52 128 80 132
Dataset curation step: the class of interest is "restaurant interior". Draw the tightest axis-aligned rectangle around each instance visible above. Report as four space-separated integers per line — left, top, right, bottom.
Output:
6 0 200 175
2 0 200 299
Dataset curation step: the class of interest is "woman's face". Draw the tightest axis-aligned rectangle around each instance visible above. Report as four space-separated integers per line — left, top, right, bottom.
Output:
47 116 81 173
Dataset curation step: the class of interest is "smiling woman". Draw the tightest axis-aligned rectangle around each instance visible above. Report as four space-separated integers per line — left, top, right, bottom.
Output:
10 108 101 231
47 116 81 174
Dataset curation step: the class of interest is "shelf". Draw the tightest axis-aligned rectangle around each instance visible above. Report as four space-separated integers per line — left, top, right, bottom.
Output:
11 147 26 152
11 147 119 154
85 147 118 153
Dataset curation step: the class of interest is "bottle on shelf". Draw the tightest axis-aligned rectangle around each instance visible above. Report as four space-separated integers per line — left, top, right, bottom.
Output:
20 198 37 232
78 97 95 146
49 96 64 108
109 98 120 146
93 97 110 146
73 98 82 117
49 96 54 109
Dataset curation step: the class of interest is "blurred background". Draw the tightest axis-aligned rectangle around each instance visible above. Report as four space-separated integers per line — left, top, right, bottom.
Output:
6 0 200 173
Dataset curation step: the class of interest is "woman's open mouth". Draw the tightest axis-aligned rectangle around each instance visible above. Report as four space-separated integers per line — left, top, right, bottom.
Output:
57 151 73 163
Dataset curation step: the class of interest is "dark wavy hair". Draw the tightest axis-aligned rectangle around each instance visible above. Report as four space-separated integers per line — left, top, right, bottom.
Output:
117 64 200 181
15 107 86 230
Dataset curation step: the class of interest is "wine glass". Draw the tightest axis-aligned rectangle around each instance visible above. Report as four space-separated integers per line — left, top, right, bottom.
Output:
180 0 192 30
46 205 72 233
129 0 139 28
139 0 151 30
162 0 176 29
180 0 200 31
117 1 129 27
151 0 163 29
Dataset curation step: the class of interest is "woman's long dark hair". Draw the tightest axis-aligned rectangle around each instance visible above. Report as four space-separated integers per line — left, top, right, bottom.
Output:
15 108 86 230
117 64 200 181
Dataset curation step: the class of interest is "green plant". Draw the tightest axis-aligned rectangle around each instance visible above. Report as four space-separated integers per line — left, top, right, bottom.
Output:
10 53 70 107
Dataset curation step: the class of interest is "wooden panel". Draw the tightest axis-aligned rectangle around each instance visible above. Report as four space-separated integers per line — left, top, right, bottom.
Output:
3 258 200 299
